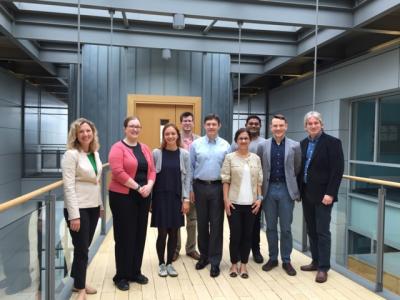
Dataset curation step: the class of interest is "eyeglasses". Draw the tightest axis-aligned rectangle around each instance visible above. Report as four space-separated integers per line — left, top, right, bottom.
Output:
238 137 249 141
127 125 142 129
247 122 260 126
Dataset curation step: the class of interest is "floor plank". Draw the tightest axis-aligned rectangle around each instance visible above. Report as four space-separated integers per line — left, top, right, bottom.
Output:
70 220 384 300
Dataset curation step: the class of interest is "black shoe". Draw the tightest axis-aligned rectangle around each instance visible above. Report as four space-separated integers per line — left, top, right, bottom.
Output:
115 279 129 291
210 265 220 278
253 252 264 264
262 259 278 272
132 274 149 285
195 259 209 270
282 262 297 276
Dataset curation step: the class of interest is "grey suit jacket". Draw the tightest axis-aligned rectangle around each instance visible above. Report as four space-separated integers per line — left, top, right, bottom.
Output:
153 148 191 200
257 137 301 201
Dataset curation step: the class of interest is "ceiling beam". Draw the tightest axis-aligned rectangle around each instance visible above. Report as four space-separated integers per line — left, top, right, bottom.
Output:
13 22 297 56
0 6 67 86
9 0 353 29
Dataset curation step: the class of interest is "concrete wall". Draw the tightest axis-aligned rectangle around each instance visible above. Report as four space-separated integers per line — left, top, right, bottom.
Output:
268 46 400 264
80 45 232 160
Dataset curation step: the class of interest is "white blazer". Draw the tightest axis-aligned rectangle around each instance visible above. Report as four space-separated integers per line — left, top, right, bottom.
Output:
62 149 103 220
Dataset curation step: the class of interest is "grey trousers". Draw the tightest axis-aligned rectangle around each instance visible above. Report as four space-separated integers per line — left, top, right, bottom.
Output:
175 201 197 254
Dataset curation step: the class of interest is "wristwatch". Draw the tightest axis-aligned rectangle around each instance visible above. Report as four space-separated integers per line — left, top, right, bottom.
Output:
135 184 141 191
256 195 263 201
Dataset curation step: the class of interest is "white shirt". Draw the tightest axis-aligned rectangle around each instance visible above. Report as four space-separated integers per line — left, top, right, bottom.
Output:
235 164 253 205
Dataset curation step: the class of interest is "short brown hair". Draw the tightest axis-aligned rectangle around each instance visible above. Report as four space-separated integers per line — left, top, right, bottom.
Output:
271 114 287 123
67 118 100 152
161 123 181 149
123 116 141 128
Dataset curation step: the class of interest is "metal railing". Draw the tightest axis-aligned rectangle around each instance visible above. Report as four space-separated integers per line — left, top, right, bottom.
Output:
0 163 109 300
1 172 399 299
342 175 400 293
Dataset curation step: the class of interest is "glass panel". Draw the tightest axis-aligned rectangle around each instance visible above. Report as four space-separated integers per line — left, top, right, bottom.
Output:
0 205 45 299
351 99 375 161
350 163 400 204
378 94 400 164
383 204 400 295
40 113 68 145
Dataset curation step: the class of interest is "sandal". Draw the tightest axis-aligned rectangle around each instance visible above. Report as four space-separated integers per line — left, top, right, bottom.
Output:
240 272 249 279
229 270 238 278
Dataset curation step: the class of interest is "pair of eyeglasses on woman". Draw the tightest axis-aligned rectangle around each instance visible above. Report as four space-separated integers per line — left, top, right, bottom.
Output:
127 125 142 129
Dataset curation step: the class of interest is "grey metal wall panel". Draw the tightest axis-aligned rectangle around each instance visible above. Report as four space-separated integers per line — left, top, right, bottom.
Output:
0 68 22 205
80 45 232 159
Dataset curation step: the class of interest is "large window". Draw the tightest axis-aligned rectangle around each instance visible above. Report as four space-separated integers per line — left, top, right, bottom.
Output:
350 94 400 204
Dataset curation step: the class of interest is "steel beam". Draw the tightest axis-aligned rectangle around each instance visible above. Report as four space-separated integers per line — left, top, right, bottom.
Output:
0 6 67 85
9 0 353 29
14 23 297 56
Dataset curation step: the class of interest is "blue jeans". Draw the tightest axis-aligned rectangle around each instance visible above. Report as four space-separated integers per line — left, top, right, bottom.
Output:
263 182 294 263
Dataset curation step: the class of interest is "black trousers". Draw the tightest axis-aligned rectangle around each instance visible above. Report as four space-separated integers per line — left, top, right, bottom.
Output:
227 204 255 264
109 190 150 282
64 206 100 289
302 187 333 271
194 181 224 266
252 206 262 254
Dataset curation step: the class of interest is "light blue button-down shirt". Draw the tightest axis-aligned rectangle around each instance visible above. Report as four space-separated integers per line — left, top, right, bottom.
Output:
190 135 230 181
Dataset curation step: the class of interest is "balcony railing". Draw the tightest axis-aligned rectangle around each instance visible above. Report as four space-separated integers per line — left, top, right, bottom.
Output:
0 171 399 299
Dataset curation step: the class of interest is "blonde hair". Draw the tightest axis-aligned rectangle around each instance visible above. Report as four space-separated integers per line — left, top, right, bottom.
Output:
304 111 324 127
67 118 100 152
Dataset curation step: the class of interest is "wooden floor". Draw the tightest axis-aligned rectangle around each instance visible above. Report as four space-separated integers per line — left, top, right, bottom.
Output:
74 222 384 300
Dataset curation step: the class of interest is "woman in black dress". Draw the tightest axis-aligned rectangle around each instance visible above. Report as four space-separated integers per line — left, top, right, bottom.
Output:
151 123 191 277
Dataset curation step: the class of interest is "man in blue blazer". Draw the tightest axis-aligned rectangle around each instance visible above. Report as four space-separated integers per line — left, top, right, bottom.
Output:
297 111 344 283
258 114 301 276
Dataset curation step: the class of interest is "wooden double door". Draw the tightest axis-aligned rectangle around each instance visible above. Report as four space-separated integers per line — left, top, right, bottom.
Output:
127 94 201 149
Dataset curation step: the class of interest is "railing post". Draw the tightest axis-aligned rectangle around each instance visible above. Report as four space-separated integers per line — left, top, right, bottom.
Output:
45 193 56 300
375 185 386 292
302 216 308 252
101 169 107 235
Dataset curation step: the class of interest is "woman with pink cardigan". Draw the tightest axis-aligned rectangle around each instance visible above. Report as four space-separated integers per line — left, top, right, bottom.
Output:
108 116 156 291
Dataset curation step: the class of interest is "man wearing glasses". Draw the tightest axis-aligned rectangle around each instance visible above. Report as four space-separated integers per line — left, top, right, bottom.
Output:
229 115 266 263
258 114 301 276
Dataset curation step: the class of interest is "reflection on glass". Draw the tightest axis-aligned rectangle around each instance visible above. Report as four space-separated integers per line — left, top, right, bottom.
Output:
0 207 43 299
378 95 400 164
351 99 375 161
350 163 400 203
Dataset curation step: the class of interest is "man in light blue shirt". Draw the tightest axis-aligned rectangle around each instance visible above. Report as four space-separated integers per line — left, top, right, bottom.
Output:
190 114 230 278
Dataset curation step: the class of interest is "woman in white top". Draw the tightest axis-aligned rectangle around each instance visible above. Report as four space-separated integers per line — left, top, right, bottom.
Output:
221 128 263 278
62 118 103 300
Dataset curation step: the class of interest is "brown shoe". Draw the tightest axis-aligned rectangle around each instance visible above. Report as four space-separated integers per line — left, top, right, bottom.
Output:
172 252 179 262
282 262 297 276
315 270 328 283
300 262 318 271
186 251 200 260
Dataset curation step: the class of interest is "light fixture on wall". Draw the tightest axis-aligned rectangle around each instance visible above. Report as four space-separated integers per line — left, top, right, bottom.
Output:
173 13 185 30
162 48 172 60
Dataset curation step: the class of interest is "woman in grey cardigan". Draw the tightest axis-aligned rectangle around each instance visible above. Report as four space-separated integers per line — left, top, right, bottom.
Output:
151 123 191 277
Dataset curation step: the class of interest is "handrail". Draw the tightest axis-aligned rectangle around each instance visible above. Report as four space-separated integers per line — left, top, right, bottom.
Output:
0 163 110 213
343 175 400 188
0 170 396 213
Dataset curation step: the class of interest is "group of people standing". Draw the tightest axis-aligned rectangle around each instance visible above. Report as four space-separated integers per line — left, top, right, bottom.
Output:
62 109 344 299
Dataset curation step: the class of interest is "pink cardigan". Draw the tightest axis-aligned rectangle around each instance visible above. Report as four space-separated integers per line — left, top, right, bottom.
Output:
108 140 156 194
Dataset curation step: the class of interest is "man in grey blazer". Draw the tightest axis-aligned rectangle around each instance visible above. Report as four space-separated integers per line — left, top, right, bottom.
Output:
257 114 301 276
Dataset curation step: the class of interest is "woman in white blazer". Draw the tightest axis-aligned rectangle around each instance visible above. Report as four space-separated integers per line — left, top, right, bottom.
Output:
62 118 102 300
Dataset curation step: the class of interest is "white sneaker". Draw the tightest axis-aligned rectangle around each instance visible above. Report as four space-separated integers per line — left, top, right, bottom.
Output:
158 263 168 277
166 264 178 277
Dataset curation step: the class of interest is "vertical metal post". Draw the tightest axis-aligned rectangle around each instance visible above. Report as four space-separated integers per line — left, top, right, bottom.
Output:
375 186 386 292
45 193 56 300
302 216 308 252
101 169 107 235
